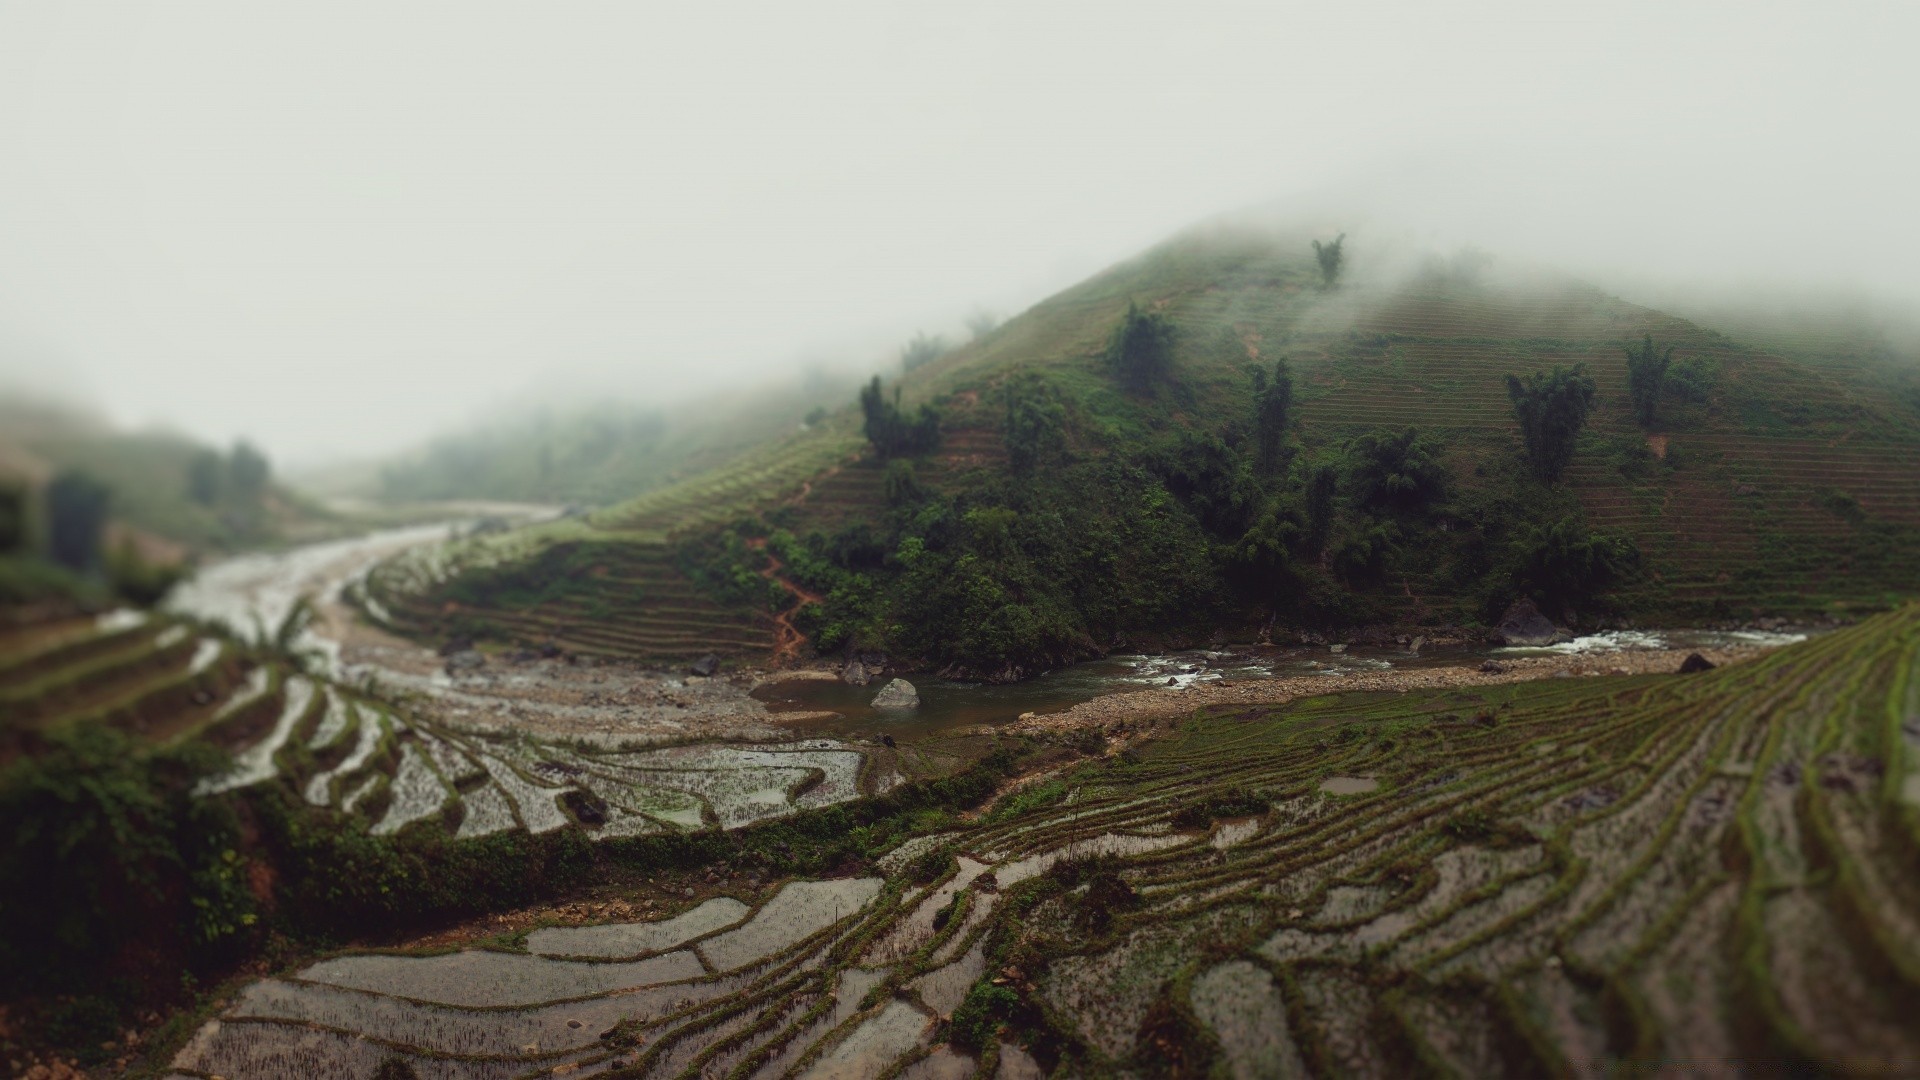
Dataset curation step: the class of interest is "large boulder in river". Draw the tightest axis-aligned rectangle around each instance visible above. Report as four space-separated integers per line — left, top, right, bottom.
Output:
841 659 870 686
871 678 920 710
1494 599 1561 647
1678 652 1716 674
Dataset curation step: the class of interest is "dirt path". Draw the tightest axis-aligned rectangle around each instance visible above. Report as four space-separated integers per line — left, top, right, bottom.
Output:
747 539 825 666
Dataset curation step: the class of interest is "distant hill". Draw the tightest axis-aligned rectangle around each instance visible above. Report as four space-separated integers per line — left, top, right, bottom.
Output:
359 370 864 507
0 398 333 606
361 219 1920 673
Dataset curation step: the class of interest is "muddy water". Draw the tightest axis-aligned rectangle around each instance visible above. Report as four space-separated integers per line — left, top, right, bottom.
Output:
756 628 1811 738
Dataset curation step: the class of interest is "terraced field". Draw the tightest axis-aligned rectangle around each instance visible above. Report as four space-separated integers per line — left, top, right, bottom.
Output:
0 609 253 762
359 412 1010 664
0 608 930 839
361 227 1920 664
164 604 1920 1077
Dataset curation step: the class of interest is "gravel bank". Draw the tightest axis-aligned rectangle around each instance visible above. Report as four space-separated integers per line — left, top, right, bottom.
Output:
1002 643 1778 738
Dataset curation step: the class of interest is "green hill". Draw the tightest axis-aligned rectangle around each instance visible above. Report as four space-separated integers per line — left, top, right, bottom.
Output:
362 221 1920 672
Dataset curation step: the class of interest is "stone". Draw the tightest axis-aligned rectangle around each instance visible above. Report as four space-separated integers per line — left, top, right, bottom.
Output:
1678 652 1716 674
870 678 919 709
1494 599 1561 647
1479 660 1506 674
444 649 485 672
841 659 869 685
689 654 720 678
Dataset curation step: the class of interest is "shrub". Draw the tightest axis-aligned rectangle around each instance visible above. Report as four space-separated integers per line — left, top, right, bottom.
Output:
1105 301 1177 390
1505 365 1597 482
858 377 942 459
1003 371 1067 475
950 982 1023 1050
1344 428 1448 515
1506 516 1638 617
1666 355 1718 404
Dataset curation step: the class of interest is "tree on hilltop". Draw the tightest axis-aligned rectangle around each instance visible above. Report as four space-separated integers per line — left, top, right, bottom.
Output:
1624 333 1676 427
1312 233 1347 287
1506 365 1598 482
965 309 1000 342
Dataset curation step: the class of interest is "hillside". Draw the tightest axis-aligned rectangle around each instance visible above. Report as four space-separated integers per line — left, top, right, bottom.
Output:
0 399 332 556
360 370 865 507
361 221 1920 671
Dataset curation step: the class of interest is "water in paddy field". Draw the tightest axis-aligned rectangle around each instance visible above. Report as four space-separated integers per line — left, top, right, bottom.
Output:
757 628 1815 737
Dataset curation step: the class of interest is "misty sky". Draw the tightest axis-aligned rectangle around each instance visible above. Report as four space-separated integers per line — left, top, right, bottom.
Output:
1 1 1916 467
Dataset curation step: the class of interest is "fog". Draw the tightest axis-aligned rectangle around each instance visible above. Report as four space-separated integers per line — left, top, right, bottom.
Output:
1 1 1915 468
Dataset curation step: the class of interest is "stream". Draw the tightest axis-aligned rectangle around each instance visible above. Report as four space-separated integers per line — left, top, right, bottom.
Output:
755 628 1812 737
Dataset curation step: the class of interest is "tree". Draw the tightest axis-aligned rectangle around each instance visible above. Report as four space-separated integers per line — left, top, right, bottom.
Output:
1344 428 1447 514
858 377 941 459
900 332 949 373
1003 372 1067 475
1624 334 1675 427
227 441 271 502
45 470 110 572
1311 233 1347 287
1105 301 1176 390
1506 365 1598 482
1250 358 1294 475
0 486 23 553
1508 516 1637 617
1304 462 1338 557
187 449 224 506
964 309 1000 342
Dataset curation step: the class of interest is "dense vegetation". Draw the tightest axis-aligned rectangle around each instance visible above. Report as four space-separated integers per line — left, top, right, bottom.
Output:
692 319 1639 677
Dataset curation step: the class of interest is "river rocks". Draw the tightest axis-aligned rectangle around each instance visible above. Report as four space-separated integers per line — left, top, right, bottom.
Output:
1494 599 1562 647
1677 652 1716 674
689 654 720 678
841 659 870 685
444 649 485 673
871 678 919 710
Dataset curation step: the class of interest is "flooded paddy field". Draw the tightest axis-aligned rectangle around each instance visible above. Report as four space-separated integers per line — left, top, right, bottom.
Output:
162 604 1920 1077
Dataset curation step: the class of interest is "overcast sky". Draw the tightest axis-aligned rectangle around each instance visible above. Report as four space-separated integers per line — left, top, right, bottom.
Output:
1 1 1916 466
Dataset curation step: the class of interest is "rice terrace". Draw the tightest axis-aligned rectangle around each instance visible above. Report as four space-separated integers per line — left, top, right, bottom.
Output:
4 6 1920 1078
